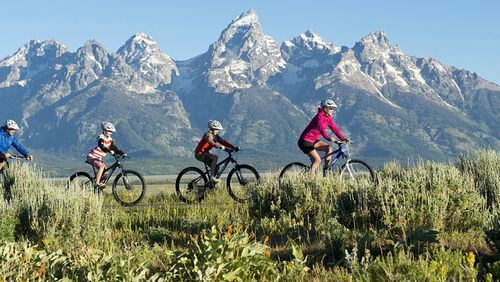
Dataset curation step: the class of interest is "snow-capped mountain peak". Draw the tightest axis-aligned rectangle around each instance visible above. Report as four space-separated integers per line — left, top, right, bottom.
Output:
117 33 164 63
0 39 69 88
0 39 68 68
229 9 259 28
216 9 265 49
280 29 339 68
116 32 178 87
205 10 285 94
359 30 390 48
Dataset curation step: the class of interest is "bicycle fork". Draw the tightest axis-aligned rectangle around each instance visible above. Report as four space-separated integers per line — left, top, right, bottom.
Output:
344 160 356 180
120 169 133 191
235 168 248 185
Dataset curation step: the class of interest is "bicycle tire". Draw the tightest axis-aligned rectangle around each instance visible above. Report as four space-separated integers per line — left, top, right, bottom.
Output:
68 172 95 192
227 164 260 203
340 159 375 183
175 167 208 204
278 162 309 186
112 170 146 207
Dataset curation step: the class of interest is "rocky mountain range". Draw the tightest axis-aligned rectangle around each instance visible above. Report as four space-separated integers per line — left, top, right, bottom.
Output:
1 10 498 170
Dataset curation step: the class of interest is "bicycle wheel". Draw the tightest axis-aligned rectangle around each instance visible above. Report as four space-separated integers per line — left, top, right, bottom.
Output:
227 164 260 203
68 172 95 192
175 167 208 204
112 170 146 207
340 159 375 184
278 162 309 186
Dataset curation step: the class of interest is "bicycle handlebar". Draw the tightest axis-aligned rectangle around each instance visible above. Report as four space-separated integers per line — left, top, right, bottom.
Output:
9 155 27 160
114 154 129 159
332 140 351 146
224 146 241 153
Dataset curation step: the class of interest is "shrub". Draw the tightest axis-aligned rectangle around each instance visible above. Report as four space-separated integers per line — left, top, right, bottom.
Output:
376 162 489 234
457 149 500 209
3 164 104 245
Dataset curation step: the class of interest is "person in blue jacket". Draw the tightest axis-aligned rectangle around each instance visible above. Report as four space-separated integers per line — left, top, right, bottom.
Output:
0 119 33 171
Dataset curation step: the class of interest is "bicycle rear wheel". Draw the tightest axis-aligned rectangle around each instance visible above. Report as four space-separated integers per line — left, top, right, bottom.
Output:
112 170 146 207
278 162 309 186
175 167 208 204
68 172 95 192
340 159 375 184
227 164 260 203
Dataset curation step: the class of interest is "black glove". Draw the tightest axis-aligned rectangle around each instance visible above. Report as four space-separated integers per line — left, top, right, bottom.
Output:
234 146 241 152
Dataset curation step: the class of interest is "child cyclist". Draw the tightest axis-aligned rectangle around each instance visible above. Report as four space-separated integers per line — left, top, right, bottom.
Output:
87 122 126 189
194 120 239 183
0 119 33 171
298 99 349 175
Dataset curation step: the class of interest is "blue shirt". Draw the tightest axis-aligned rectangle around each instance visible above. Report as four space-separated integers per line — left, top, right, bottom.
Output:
0 126 30 156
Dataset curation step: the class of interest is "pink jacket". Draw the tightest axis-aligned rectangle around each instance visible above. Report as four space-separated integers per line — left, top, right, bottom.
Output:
299 108 346 143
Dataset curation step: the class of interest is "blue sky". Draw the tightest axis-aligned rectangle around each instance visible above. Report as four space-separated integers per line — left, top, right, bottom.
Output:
1 0 499 83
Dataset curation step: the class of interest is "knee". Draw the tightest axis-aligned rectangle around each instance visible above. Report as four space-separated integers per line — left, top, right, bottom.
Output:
327 146 333 155
312 157 321 165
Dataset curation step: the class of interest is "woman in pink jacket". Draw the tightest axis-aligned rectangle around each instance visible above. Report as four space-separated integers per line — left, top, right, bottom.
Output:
298 99 349 174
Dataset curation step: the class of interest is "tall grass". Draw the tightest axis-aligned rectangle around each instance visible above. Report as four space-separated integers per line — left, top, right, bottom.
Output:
0 150 498 280
1 164 104 245
457 149 500 209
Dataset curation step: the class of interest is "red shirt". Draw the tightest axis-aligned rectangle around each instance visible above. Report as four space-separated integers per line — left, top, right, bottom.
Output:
195 131 234 154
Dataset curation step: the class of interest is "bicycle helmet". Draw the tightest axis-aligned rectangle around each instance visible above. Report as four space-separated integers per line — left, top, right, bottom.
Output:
320 99 338 109
208 120 223 130
5 119 20 130
101 121 116 132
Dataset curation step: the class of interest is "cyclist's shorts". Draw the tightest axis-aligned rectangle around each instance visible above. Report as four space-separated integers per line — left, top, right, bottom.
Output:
86 156 105 168
298 139 319 154
195 152 216 166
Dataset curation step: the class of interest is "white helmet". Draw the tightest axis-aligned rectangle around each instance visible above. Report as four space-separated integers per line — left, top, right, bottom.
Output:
101 121 116 132
5 119 20 130
208 120 223 130
320 99 338 109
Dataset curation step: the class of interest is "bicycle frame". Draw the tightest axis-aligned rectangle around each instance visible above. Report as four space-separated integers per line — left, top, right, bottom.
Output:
89 157 124 183
320 143 351 172
203 151 238 178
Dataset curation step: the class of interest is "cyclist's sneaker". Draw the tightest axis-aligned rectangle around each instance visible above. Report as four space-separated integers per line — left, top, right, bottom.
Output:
95 183 106 190
210 176 221 183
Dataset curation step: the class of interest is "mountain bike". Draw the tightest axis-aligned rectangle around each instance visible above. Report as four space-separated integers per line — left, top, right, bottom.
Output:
279 141 374 185
0 155 28 205
176 148 260 204
68 155 146 206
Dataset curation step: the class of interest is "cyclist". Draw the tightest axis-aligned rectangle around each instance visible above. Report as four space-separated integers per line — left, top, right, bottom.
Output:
87 122 125 189
298 99 349 175
195 120 237 183
0 119 33 171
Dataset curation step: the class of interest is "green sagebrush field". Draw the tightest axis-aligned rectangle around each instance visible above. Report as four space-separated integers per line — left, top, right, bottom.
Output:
0 150 499 281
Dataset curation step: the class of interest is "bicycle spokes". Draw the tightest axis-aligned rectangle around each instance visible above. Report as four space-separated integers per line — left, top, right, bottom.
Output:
176 168 206 203
113 172 144 205
227 165 260 203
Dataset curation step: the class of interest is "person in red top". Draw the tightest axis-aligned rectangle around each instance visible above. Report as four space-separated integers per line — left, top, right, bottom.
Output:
298 99 349 175
87 122 125 189
195 120 237 183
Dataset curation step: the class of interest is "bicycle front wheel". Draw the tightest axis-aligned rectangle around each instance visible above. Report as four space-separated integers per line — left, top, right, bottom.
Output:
227 164 260 203
340 159 375 184
68 172 95 192
175 167 208 204
278 162 309 186
112 170 146 206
